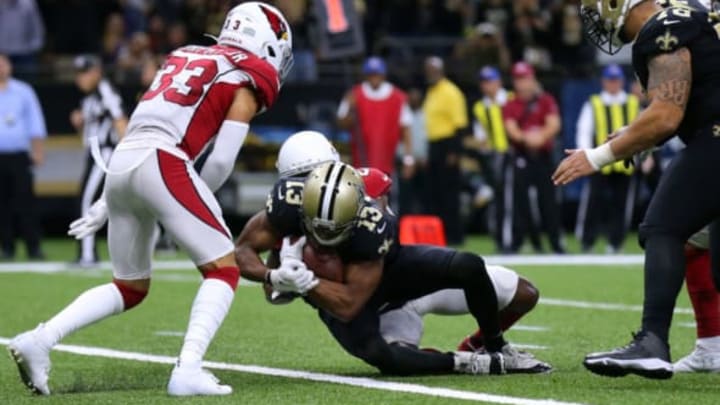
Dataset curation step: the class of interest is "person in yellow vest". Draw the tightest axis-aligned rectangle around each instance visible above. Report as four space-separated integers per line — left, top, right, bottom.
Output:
472 66 513 252
423 56 469 245
574 64 640 254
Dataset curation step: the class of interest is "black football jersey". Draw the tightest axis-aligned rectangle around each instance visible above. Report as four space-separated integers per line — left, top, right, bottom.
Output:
266 176 305 237
632 1 720 143
334 200 396 263
265 178 396 263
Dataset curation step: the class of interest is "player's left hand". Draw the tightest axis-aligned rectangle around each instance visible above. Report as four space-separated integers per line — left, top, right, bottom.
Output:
268 258 319 295
552 149 596 186
280 236 306 262
68 199 108 239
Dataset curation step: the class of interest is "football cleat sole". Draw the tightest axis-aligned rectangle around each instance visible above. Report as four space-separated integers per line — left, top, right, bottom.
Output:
7 346 46 395
583 357 673 379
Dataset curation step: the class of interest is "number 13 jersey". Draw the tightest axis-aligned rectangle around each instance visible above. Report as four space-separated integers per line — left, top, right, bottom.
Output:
123 44 280 160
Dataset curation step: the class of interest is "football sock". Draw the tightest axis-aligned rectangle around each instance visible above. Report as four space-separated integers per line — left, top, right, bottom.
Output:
39 283 125 348
368 342 454 375
685 249 720 339
178 278 235 366
462 310 525 349
641 234 687 343
449 253 505 352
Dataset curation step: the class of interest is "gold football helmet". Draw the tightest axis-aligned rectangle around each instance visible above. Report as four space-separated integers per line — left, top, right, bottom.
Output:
301 162 365 246
580 0 644 54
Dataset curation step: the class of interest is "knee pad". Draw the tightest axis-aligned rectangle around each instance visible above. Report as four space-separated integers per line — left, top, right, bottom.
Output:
204 266 240 290
113 281 149 311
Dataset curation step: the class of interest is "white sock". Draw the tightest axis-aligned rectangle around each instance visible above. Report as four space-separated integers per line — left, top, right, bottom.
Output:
38 283 124 348
697 336 720 350
178 279 235 366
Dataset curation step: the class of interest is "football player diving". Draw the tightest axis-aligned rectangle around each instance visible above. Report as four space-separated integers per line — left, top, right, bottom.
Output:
235 131 551 376
553 0 720 379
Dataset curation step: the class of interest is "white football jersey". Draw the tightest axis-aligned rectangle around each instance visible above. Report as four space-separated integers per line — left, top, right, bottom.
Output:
124 44 280 160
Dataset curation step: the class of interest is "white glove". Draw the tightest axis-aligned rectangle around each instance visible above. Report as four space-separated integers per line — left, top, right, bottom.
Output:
68 199 108 240
266 258 319 295
267 290 299 305
280 236 306 261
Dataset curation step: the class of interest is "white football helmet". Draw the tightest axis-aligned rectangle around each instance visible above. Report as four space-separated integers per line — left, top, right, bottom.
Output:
580 0 643 54
217 2 294 83
276 131 340 178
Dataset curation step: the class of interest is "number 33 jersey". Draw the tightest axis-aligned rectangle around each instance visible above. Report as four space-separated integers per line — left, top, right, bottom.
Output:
124 45 280 160
265 177 397 263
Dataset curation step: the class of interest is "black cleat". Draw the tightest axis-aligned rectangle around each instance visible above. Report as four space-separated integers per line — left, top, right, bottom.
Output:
583 330 672 379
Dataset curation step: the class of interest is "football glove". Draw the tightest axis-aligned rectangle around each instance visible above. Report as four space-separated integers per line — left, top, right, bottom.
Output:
68 198 108 240
279 236 306 261
266 258 319 295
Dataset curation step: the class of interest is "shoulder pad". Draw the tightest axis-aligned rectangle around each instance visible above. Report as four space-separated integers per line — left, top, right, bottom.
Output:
266 177 304 236
635 7 702 56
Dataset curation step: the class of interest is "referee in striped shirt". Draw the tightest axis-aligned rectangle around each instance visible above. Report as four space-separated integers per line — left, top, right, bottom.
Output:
70 55 127 266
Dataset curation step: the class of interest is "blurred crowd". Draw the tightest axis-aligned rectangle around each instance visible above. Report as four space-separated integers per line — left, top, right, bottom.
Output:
1 0 595 85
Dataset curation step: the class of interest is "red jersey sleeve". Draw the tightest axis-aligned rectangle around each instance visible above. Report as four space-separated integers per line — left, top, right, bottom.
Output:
540 93 559 116
215 45 280 111
503 99 521 122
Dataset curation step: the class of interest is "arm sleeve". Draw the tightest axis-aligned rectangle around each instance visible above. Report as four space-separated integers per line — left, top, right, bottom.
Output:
503 102 519 123
473 121 488 141
337 99 350 118
399 102 413 126
199 120 249 192
451 89 469 129
575 102 594 150
24 86 47 139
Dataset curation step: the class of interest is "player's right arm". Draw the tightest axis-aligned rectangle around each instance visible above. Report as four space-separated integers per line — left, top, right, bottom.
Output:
553 48 692 185
199 87 258 191
234 210 280 283
305 258 384 322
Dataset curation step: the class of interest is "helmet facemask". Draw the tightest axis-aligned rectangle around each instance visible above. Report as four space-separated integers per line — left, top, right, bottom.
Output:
580 0 642 55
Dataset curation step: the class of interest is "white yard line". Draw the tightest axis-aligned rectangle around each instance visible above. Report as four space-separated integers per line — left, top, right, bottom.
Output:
539 298 693 315
153 330 185 337
0 254 646 275
0 337 583 405
511 325 550 332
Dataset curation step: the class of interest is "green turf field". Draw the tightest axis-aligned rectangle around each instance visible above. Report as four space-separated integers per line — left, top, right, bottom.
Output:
0 237 715 405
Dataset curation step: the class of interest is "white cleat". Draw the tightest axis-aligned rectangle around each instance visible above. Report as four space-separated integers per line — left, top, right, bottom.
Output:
674 342 720 373
7 328 52 395
501 344 553 374
167 362 232 396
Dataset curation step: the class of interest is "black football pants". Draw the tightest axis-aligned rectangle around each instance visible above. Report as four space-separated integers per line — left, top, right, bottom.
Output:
639 135 720 343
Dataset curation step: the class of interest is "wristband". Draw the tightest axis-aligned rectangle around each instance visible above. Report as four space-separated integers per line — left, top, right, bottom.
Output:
584 143 616 171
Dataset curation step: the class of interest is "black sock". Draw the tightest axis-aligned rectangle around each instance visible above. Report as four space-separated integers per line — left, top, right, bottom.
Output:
365 341 455 375
450 252 505 351
641 234 686 343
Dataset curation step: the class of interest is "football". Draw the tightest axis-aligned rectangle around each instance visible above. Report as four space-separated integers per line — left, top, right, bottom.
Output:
302 243 344 283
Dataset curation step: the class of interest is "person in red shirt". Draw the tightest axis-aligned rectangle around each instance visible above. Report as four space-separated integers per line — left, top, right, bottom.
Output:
503 62 564 254
337 57 414 179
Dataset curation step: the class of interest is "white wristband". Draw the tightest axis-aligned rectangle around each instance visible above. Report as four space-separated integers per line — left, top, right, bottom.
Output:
584 143 616 171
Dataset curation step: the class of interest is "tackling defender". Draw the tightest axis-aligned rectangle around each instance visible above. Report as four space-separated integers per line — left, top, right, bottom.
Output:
553 0 720 378
8 2 293 396
236 133 550 375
